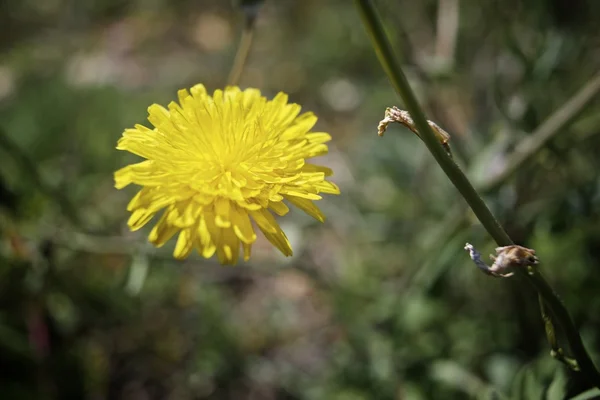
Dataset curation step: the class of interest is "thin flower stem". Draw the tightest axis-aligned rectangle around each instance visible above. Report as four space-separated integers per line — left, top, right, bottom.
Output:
355 0 510 244
227 12 258 86
415 71 600 289
354 0 600 388
415 71 600 297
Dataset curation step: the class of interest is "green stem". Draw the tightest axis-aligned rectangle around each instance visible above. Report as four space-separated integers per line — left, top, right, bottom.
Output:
355 0 510 245
355 0 600 388
227 12 258 86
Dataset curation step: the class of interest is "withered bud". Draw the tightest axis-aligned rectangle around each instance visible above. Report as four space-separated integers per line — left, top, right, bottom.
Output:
377 107 451 153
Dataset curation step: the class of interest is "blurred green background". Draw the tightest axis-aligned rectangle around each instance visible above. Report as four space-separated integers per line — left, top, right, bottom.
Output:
2 0 600 398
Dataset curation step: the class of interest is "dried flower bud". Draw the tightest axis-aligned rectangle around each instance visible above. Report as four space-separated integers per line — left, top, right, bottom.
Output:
377 106 451 154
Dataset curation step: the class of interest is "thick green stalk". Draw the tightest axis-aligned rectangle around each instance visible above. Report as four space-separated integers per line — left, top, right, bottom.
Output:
354 0 600 388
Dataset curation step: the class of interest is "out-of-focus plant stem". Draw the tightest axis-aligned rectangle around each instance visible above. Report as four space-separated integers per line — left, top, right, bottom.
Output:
0 127 81 226
354 0 600 388
227 27 254 86
227 1 263 86
480 71 600 192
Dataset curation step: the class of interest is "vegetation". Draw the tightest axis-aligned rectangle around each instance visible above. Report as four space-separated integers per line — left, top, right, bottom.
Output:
1 0 600 398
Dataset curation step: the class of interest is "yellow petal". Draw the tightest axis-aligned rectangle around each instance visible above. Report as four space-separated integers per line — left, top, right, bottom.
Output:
224 86 242 101
304 143 329 158
249 209 279 234
315 181 340 195
166 201 201 228
262 229 293 257
243 243 252 261
280 112 317 141
195 235 216 259
280 189 322 200
190 84 207 98
174 228 195 259
197 213 217 258
269 201 289 216
215 197 231 228
284 195 325 223
241 88 261 106
128 209 156 231
127 186 177 213
217 228 239 265
306 132 332 144
275 103 301 128
231 206 257 244
177 88 190 105
149 211 179 247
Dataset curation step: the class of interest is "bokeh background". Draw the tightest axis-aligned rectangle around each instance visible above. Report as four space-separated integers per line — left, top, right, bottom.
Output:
2 0 600 398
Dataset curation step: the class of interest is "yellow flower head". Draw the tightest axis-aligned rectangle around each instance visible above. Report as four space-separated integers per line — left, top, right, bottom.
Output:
115 85 339 264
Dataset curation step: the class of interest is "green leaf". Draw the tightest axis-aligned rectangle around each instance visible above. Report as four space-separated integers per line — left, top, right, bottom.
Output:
569 388 600 400
545 367 567 400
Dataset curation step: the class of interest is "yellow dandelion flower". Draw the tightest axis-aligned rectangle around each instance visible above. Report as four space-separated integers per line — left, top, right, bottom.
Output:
114 85 340 265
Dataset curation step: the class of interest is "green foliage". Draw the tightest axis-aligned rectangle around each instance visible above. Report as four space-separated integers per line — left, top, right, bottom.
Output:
1 0 600 399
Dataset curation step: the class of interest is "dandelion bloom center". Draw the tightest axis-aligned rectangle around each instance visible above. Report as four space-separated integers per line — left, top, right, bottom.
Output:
114 85 339 264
